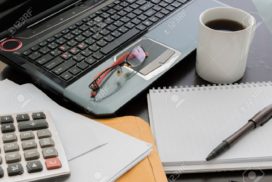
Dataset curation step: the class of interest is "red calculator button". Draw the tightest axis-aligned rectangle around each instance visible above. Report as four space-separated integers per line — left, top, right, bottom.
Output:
45 158 62 170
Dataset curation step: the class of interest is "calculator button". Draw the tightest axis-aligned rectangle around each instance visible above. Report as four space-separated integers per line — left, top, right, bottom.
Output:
37 129 52 139
5 152 21 163
18 119 48 131
7 163 24 176
24 149 40 161
45 158 62 170
1 123 15 133
4 143 19 153
20 131 35 140
42 147 58 159
32 112 46 120
16 114 30 122
3 133 17 143
27 160 43 173
0 166 3 178
0 115 13 123
22 140 37 150
39 138 55 148
0 156 2 164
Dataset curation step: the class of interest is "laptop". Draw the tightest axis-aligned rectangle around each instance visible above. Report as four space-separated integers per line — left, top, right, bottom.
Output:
0 0 223 115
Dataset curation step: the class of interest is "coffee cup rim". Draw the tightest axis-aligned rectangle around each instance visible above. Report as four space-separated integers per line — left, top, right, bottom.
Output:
199 7 256 34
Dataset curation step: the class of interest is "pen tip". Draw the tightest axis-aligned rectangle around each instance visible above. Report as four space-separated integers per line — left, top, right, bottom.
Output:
206 153 214 161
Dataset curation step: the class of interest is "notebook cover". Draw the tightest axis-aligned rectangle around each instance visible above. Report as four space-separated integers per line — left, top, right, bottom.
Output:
97 116 167 182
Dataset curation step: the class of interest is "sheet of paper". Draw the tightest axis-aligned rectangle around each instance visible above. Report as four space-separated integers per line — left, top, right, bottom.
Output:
0 79 106 160
149 83 272 164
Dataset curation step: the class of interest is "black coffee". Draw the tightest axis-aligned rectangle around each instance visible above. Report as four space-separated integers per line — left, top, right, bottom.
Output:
205 19 245 31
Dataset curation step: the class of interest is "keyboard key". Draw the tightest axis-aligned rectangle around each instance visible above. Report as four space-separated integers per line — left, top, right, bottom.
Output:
69 47 80 55
136 24 147 31
37 129 52 139
85 38 95 45
18 120 49 131
143 20 153 27
7 163 24 176
77 62 89 70
75 35 85 42
53 60 76 75
144 9 156 17
42 147 58 159
111 30 121 38
92 52 104 60
16 114 30 122
82 30 93 37
0 166 3 178
81 49 92 57
3 133 17 143
132 17 141 24
69 66 82 75
104 35 114 42
73 54 85 62
85 57 97 65
2 123 15 133
44 58 64 70
31 45 40 51
20 131 35 140
48 42 58 49
138 14 147 21
89 44 100 52
97 40 107 47
4 143 19 152
61 52 72 60
64 33 74 40
118 26 129 33
23 49 32 56
26 160 43 173
56 38 67 45
45 157 62 170
5 152 21 163
32 112 46 120
67 40 78 47
29 52 42 60
40 138 55 148
77 42 88 50
0 115 13 123
59 44 70 52
50 49 62 56
39 47 50 54
101 28 141 55
22 140 37 150
61 72 73 81
24 150 40 161
36 54 53 65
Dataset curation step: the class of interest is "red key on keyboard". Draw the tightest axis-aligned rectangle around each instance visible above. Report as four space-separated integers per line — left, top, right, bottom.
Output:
45 158 62 170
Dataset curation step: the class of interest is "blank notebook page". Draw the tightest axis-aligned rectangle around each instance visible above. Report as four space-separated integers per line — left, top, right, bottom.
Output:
148 82 272 164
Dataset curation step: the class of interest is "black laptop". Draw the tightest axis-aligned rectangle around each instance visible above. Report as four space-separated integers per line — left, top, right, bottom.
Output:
0 0 222 115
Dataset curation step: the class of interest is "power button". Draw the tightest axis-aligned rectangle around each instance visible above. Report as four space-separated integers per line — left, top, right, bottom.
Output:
0 38 23 52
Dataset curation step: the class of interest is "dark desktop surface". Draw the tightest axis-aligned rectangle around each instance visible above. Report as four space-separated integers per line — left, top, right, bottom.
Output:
1 0 272 181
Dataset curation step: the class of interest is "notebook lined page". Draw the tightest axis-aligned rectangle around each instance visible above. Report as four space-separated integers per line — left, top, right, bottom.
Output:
149 82 272 164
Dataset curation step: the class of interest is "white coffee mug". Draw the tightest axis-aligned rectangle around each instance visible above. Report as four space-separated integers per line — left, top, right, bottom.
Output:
196 7 256 83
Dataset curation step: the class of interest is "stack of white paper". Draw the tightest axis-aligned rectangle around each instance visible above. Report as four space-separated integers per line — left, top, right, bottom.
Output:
0 79 152 182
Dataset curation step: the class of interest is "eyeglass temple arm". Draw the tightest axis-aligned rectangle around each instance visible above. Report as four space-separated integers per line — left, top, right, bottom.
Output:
90 53 129 97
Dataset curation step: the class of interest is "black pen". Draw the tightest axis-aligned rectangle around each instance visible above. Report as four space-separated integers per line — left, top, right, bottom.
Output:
206 104 272 161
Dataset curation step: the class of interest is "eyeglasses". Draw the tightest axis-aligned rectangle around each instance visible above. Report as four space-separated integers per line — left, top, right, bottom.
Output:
89 46 148 97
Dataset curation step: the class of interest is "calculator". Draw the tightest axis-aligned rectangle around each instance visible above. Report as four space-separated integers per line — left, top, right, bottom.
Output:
0 111 70 182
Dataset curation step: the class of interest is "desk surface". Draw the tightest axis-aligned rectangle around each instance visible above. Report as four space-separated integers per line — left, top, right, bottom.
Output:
1 0 272 181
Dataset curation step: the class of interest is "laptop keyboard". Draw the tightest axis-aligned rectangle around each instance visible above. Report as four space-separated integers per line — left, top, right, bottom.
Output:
22 0 191 85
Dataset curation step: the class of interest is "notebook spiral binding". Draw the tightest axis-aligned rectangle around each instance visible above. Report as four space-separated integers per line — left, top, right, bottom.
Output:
150 81 272 93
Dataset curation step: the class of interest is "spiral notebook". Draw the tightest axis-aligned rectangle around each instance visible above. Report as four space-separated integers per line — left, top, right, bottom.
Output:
148 82 272 173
